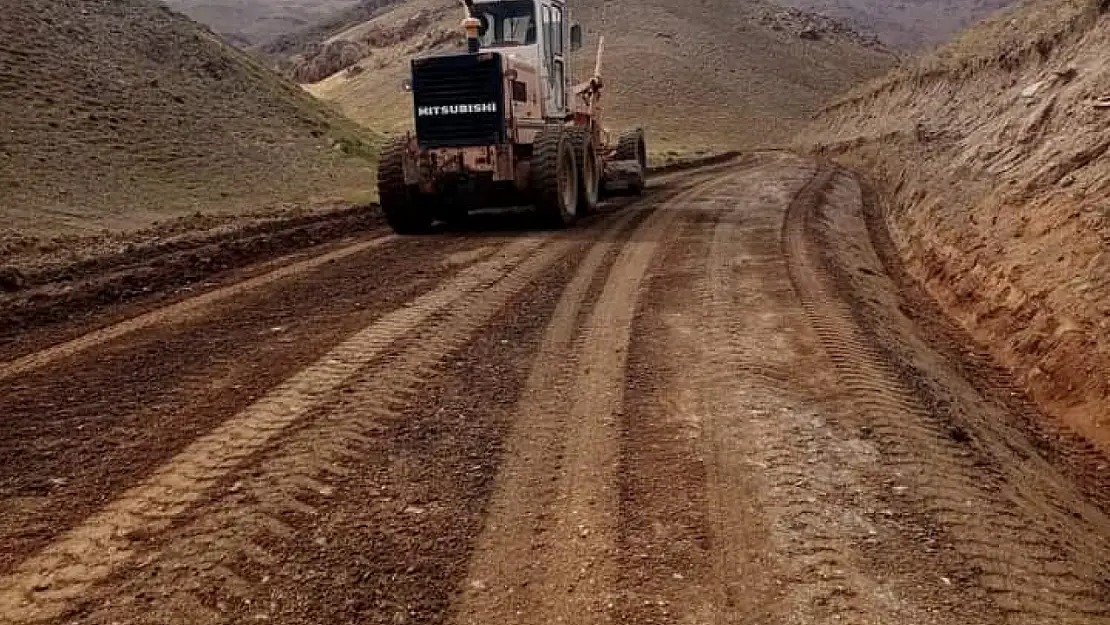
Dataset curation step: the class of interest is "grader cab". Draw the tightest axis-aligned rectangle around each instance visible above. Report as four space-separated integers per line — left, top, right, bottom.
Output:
376 0 648 233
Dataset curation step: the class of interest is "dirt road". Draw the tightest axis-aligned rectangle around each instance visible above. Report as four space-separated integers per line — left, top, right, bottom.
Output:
3 153 1110 625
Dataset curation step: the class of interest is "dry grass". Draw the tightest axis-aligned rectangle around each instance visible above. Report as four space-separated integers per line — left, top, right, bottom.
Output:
0 0 378 245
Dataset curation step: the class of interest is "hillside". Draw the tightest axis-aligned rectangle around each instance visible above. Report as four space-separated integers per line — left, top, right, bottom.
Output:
300 0 896 155
778 0 1017 49
0 0 376 267
163 0 362 46
804 0 1110 449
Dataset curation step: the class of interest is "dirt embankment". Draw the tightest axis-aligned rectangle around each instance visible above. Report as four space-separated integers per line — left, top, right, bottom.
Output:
804 0 1110 449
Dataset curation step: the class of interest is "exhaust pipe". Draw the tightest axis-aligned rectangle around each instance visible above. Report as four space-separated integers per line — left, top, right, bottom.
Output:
461 0 480 53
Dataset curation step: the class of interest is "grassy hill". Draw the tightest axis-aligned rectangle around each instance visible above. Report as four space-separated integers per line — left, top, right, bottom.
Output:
805 0 1110 450
0 0 377 254
299 0 896 155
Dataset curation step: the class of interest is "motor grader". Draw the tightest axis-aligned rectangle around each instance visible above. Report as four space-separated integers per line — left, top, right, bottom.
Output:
376 0 648 234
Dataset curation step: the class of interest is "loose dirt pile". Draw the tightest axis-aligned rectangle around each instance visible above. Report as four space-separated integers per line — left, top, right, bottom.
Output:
300 0 895 155
804 0 1110 450
0 0 380 280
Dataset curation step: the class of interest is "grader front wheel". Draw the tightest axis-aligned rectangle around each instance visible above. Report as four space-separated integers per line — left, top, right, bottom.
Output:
615 128 648 196
531 126 580 228
567 127 601 215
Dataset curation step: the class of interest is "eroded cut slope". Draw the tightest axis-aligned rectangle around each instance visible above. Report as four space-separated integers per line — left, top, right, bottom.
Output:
806 0 1110 449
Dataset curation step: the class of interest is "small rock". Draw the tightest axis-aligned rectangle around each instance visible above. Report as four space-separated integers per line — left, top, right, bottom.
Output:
1053 67 1078 82
799 25 820 40
948 426 972 444
470 579 487 591
1093 98 1110 109
1021 81 1046 99
404 505 426 515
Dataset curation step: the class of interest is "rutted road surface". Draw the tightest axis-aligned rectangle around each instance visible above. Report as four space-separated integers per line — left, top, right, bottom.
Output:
3 153 1110 624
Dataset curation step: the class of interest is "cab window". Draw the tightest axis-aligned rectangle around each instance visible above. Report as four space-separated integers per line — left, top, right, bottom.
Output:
475 0 537 48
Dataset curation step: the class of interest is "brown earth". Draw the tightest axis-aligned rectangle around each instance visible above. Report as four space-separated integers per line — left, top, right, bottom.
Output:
299 0 896 155
803 0 1110 458
3 157 1110 624
0 0 377 277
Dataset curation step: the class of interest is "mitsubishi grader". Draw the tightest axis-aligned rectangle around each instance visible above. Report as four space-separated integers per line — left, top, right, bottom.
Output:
376 0 648 234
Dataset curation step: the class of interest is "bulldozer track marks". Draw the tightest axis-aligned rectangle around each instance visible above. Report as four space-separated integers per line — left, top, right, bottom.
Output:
784 165 1110 623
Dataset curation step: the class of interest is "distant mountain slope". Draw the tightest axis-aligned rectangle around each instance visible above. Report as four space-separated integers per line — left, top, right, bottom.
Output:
777 0 1018 49
0 0 375 246
163 0 362 46
301 0 895 154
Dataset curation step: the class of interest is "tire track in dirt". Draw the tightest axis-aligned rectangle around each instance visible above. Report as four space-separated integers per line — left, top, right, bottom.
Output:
449 173 740 625
86 208 648 625
0 234 397 382
49 199 666 625
0 233 485 577
691 166 898 624
615 155 941 625
785 165 1110 624
0 235 553 624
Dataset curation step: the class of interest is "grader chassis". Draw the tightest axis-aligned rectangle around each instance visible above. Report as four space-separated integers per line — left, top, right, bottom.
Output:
377 0 648 234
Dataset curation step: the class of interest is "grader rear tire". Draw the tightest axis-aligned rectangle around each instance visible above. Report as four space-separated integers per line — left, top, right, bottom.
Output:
531 126 579 228
567 127 601 215
377 135 434 235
